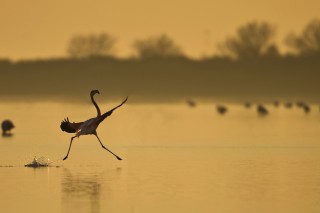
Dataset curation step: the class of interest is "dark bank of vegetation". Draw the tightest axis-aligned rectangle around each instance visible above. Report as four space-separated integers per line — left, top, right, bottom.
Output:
0 20 320 103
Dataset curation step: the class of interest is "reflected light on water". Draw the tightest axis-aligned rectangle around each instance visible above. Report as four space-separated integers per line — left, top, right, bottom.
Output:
0 102 320 213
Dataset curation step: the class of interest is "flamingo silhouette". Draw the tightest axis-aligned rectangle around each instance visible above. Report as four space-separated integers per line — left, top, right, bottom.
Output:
2 119 15 136
60 90 128 160
257 104 268 116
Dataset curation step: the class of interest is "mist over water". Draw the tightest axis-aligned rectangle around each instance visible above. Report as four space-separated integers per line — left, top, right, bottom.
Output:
0 102 320 212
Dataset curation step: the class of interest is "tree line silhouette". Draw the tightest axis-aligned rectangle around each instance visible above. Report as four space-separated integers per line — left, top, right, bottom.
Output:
0 19 319 103
64 19 320 60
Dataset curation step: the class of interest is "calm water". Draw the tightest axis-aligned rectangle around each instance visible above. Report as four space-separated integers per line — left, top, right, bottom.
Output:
0 102 320 213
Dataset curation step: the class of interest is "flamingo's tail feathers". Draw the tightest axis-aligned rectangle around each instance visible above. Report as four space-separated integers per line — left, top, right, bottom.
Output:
60 118 83 133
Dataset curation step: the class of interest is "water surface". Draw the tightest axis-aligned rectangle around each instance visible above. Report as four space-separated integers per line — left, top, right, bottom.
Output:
0 102 320 212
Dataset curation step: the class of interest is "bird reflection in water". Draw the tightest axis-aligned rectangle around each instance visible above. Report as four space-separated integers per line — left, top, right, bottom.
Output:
62 169 103 213
61 168 122 213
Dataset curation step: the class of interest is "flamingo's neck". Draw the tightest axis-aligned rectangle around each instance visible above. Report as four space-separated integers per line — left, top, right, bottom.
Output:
91 94 101 117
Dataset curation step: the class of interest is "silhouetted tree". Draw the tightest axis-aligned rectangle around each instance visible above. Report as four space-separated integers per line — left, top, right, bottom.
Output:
218 21 278 59
133 34 184 59
67 33 116 58
286 19 320 56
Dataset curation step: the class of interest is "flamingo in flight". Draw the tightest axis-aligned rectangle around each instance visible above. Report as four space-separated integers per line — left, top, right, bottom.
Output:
60 90 128 160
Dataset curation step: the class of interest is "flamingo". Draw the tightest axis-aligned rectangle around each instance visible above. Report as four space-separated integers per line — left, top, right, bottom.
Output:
186 99 197 107
60 90 128 160
296 101 311 114
257 104 268 116
216 105 228 115
244 102 252 108
2 119 15 136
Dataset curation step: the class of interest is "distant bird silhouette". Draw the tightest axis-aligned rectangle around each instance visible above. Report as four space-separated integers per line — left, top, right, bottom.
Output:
302 105 311 114
296 101 310 114
60 90 128 160
2 119 15 136
186 99 197 107
257 104 268 116
296 101 305 108
216 105 228 115
244 102 252 108
284 102 293 109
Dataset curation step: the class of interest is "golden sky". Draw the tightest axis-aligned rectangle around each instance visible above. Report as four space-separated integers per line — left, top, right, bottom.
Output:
0 0 319 60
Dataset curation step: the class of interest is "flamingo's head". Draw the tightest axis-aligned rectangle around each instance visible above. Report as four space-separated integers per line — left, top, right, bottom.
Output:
90 90 100 96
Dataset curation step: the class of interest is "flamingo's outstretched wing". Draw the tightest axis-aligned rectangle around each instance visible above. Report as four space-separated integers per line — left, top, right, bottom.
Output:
60 117 84 133
99 97 128 122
